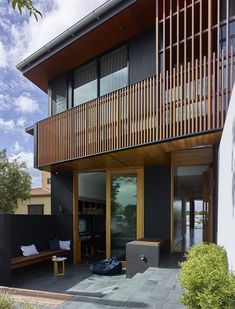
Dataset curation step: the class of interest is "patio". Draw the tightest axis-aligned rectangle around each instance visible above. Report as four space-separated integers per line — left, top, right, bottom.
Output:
10 253 185 308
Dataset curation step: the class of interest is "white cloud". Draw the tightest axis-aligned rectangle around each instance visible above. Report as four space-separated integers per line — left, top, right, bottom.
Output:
0 118 15 131
0 93 11 111
0 18 11 32
9 151 41 188
9 0 106 65
13 141 24 152
14 95 39 113
0 41 7 68
16 117 26 127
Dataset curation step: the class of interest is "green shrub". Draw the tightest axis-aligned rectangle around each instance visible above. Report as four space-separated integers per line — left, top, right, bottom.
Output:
179 243 235 309
0 292 13 309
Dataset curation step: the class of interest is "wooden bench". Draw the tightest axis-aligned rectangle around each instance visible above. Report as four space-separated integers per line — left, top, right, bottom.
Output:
11 250 68 270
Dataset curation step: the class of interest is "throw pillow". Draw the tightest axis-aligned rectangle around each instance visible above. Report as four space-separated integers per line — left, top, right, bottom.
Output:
59 240 71 251
21 244 39 257
49 239 60 250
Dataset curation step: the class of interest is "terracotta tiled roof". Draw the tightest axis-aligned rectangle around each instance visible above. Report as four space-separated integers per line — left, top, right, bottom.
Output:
31 188 51 196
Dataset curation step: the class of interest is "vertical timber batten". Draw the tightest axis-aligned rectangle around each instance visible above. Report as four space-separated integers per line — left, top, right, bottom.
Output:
208 0 212 130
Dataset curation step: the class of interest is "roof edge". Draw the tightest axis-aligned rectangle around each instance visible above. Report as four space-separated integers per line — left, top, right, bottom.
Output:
17 0 136 73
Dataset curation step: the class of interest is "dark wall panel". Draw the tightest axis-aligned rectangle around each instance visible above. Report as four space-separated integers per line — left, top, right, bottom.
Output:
11 215 56 257
0 215 11 286
144 166 171 244
51 171 73 215
129 28 156 84
11 215 73 258
213 143 219 243
55 215 73 241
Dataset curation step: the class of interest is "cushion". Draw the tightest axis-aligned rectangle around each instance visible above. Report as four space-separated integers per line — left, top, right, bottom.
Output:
59 240 71 251
49 239 60 250
21 244 39 257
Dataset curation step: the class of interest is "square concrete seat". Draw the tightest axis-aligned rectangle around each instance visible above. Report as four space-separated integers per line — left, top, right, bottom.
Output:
126 239 164 278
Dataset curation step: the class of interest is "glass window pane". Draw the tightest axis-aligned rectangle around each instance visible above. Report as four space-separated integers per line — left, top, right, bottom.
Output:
73 61 97 106
51 75 67 115
100 46 128 96
230 0 235 18
28 205 44 215
111 173 137 259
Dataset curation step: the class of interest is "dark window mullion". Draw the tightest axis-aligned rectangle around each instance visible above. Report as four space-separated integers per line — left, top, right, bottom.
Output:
97 58 100 98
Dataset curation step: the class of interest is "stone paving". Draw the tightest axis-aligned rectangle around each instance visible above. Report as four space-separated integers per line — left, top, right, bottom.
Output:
59 267 185 309
12 254 185 308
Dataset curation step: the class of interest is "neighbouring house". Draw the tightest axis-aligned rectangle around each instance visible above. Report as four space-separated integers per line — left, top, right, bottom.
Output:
16 0 235 270
15 171 51 215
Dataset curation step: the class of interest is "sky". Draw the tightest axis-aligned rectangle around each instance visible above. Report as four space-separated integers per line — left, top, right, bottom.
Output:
0 0 106 187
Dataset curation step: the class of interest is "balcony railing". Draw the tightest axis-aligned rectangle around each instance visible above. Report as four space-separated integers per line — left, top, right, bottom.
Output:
37 48 234 167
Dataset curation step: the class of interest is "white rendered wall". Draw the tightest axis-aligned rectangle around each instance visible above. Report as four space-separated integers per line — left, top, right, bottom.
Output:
218 84 235 273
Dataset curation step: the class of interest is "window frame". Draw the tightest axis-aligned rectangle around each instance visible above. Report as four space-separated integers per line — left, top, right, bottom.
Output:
50 74 69 116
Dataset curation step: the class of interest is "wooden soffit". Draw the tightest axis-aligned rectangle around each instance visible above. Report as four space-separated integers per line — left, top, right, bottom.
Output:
46 131 221 173
23 0 156 93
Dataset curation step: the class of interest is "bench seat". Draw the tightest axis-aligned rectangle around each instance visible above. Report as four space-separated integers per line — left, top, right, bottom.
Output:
11 249 68 270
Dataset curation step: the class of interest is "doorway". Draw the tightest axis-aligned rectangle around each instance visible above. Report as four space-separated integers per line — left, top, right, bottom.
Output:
76 168 144 262
106 169 144 260
78 172 106 263
173 165 213 252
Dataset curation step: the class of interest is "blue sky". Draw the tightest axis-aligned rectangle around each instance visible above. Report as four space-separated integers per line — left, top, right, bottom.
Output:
0 0 106 187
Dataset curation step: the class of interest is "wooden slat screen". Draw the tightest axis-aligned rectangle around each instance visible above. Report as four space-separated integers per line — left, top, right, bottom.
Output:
37 48 234 167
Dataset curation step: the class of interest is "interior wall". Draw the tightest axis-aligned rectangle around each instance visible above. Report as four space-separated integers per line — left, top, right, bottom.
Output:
218 85 235 273
79 172 106 201
144 166 171 250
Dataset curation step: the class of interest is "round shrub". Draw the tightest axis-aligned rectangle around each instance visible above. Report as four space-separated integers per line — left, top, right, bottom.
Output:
179 243 235 309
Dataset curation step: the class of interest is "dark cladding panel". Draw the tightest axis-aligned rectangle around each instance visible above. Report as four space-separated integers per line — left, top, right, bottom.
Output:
144 166 171 244
0 215 11 286
51 171 73 215
11 215 56 257
213 143 219 243
129 28 156 84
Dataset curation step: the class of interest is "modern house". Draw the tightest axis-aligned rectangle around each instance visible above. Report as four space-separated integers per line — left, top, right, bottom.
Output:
17 0 235 266
15 171 51 215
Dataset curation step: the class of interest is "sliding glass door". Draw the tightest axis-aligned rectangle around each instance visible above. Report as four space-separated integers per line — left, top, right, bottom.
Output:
106 169 144 260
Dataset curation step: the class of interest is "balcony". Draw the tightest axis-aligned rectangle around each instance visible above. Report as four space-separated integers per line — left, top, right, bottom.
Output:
36 49 234 168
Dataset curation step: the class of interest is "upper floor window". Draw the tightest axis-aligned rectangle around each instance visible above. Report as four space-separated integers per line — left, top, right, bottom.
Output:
50 45 128 114
51 75 67 114
100 45 128 96
74 60 98 106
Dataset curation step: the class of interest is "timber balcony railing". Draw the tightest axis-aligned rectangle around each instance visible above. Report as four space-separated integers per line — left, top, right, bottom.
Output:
37 47 234 167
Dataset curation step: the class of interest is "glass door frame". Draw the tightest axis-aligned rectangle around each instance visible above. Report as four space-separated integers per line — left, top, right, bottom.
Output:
106 168 144 259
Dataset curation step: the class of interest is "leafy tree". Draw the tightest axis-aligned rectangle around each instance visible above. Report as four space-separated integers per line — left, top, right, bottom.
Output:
9 0 42 20
0 148 31 214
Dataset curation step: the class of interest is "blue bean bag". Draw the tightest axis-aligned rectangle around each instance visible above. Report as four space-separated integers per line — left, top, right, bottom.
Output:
90 257 122 275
